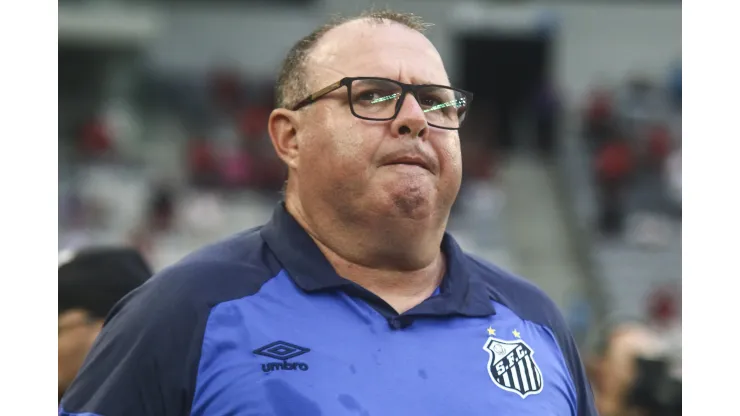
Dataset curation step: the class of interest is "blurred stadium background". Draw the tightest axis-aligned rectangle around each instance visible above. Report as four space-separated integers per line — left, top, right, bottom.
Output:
58 0 681 409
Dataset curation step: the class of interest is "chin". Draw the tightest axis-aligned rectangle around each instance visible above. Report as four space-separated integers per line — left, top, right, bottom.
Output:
373 174 446 220
385 188 436 220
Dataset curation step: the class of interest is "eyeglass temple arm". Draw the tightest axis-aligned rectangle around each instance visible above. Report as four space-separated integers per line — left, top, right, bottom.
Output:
291 80 344 111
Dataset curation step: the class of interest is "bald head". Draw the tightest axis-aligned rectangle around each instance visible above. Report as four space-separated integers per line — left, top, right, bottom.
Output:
309 19 446 90
275 10 433 110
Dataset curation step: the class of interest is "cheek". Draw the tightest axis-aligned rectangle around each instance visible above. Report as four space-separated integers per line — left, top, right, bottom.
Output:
303 116 377 176
330 116 379 165
436 136 463 179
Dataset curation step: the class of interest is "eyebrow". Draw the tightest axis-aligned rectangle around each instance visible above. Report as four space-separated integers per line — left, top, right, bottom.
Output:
368 74 448 87
413 78 451 87
401 77 434 86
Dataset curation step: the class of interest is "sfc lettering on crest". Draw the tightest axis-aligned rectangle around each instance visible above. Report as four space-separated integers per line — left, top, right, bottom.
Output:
483 336 543 398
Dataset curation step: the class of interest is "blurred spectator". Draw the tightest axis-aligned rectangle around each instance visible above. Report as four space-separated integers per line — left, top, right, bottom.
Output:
648 285 682 380
579 71 681 238
595 134 633 236
627 124 675 219
58 246 152 402
588 320 667 416
79 118 113 157
582 86 614 150
209 68 244 112
187 138 219 188
647 286 680 329
220 147 253 188
239 105 271 142
645 124 672 170
146 182 176 232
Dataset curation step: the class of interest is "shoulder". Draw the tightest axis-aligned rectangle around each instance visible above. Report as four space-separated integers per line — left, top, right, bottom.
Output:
465 253 563 329
464 253 599 416
98 226 284 351
133 226 282 313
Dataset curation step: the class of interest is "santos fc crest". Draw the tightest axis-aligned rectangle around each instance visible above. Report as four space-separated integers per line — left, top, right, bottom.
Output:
483 329 543 398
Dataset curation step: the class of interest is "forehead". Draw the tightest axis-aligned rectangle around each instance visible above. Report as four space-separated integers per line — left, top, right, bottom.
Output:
308 20 449 87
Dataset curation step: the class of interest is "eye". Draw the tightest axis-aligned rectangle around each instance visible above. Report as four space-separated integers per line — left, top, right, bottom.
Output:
356 90 399 104
418 90 456 110
357 90 381 102
419 94 445 107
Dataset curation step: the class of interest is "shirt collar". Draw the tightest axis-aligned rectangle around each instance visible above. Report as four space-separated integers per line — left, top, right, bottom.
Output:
260 203 495 317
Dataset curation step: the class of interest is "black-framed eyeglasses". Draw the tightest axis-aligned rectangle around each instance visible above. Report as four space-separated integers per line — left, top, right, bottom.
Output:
291 77 473 130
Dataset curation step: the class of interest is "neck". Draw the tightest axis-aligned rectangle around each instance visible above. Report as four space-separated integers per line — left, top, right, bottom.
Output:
320 240 446 314
285 194 447 313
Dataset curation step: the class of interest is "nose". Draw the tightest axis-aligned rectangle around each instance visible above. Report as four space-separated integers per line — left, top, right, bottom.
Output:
390 92 428 139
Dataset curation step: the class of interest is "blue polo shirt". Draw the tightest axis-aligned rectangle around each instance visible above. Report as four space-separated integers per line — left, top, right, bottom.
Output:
60 204 596 416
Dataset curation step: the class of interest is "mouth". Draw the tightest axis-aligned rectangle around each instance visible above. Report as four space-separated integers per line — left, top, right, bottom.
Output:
383 156 432 172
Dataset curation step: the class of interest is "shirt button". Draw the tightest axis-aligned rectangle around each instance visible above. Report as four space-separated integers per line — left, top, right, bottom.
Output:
389 318 403 330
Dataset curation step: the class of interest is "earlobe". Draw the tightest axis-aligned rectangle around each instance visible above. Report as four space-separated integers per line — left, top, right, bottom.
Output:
268 109 300 170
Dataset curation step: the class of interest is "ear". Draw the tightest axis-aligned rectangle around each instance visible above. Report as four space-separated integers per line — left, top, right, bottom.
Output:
268 108 300 170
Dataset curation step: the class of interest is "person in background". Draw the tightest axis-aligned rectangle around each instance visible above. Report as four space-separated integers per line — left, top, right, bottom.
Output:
187 137 218 188
646 286 681 372
595 132 634 236
147 181 176 232
79 117 113 158
58 246 152 402
645 124 672 172
587 319 666 416
582 85 614 153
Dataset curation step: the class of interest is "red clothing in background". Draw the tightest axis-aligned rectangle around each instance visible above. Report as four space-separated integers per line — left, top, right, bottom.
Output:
597 141 633 181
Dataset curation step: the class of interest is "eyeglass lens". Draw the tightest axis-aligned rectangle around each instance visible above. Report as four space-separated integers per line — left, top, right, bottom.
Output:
349 78 468 128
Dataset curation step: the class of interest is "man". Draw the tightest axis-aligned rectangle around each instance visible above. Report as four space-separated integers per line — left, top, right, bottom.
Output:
61 10 596 415
58 246 152 402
